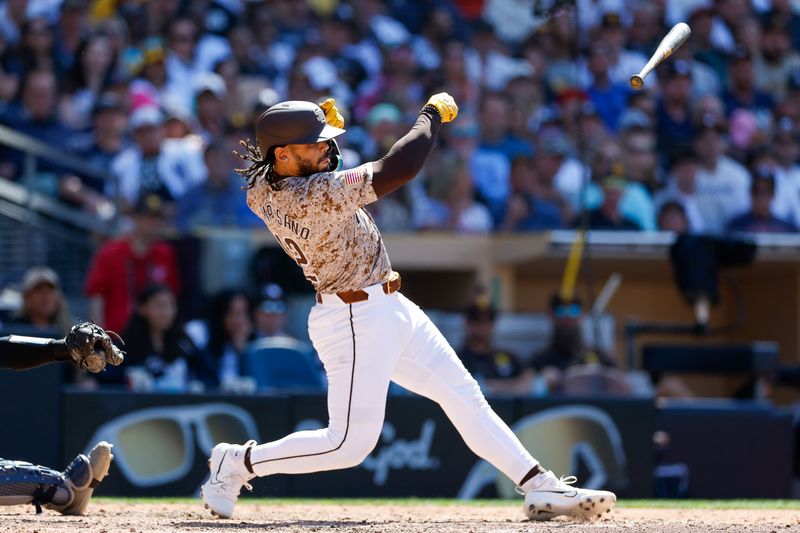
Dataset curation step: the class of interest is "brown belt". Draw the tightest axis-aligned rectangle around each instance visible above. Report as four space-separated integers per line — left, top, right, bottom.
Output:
316 273 401 304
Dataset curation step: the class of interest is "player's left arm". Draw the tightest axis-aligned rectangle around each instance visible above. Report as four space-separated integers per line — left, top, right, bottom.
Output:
371 92 457 198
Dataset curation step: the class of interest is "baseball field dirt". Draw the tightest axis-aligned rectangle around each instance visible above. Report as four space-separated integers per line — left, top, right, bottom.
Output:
2 500 799 533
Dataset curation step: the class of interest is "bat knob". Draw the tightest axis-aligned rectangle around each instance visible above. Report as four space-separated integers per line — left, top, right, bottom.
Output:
630 75 644 90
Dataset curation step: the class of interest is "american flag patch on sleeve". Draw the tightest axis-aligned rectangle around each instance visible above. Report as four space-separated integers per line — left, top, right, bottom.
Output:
342 168 364 185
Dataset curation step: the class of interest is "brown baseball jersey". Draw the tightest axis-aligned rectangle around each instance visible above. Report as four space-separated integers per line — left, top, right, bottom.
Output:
247 162 393 293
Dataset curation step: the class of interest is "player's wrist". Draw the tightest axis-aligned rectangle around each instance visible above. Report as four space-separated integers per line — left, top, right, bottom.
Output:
49 339 70 361
420 104 442 123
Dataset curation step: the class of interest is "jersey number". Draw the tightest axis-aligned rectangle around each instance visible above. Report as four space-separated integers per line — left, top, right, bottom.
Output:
284 238 318 283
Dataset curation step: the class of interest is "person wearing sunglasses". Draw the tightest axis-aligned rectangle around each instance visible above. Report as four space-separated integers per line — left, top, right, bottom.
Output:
0 322 122 515
530 294 619 391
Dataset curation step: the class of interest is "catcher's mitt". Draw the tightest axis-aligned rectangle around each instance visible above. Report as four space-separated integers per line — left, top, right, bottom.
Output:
65 322 125 373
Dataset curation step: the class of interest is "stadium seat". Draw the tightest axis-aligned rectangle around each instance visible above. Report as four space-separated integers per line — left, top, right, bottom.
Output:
242 336 325 392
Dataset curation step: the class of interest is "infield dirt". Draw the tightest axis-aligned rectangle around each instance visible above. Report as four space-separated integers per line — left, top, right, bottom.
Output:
2 501 799 532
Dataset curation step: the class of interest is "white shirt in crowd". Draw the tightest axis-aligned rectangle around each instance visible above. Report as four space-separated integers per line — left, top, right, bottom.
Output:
694 155 751 235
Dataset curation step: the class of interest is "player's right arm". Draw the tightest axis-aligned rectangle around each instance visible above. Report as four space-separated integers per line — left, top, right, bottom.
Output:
371 93 458 198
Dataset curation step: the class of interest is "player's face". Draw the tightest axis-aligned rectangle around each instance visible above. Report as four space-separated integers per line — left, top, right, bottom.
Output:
286 141 330 176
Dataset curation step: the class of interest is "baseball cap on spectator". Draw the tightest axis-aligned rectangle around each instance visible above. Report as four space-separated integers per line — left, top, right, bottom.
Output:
194 72 226 100
465 295 496 322
92 93 125 117
371 15 410 48
530 105 562 131
538 134 573 158
751 166 776 193
618 108 652 132
301 56 339 91
129 106 164 130
694 111 726 133
687 1 714 21
366 103 402 128
668 146 699 168
661 59 692 79
22 267 60 293
600 12 624 29
133 193 166 216
257 283 287 314
730 46 751 64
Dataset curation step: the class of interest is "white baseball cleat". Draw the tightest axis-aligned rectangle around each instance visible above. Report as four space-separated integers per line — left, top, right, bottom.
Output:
200 440 256 519
519 471 616 521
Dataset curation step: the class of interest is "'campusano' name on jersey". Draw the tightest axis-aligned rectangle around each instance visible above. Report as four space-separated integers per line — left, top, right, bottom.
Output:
261 204 310 240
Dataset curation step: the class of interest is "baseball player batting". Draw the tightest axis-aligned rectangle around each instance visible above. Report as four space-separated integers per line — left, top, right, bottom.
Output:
0 322 123 514
201 94 616 521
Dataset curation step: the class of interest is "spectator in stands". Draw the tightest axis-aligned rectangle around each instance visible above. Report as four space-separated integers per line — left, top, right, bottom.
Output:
193 72 227 143
253 283 295 340
85 193 181 333
534 133 582 221
585 41 630 133
110 105 205 212
771 119 800 228
116 283 214 390
175 141 260 232
206 288 255 388
693 116 752 234
655 59 694 162
416 151 493 233
582 174 642 231
620 119 662 194
128 37 168 110
657 200 691 233
60 93 127 217
59 32 117 130
0 69 73 189
9 266 71 336
500 155 564 231
722 47 774 119
755 15 800 102
4 17 60 77
727 168 797 233
530 294 620 394
594 11 649 88
688 3 727 86
474 91 532 223
585 138 653 230
457 295 535 395
653 148 707 234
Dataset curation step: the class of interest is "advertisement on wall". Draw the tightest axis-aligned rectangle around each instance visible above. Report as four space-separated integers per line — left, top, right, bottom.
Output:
61 392 655 498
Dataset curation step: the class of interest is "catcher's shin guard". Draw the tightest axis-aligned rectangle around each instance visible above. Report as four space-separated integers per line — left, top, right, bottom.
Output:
0 459 74 514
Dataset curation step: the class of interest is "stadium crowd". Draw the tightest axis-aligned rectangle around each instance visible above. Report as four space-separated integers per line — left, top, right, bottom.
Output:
1 0 800 235
2 0 800 393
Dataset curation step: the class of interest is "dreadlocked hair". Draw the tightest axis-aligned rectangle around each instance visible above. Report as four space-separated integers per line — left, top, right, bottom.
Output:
234 138 278 190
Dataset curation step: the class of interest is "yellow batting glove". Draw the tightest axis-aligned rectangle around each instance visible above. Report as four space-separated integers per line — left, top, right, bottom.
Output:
319 98 345 129
424 92 458 123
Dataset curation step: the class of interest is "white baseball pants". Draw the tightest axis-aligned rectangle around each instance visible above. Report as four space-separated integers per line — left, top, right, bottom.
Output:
248 284 538 485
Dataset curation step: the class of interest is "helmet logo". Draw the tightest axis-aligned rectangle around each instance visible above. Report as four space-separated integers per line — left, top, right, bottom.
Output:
313 106 325 124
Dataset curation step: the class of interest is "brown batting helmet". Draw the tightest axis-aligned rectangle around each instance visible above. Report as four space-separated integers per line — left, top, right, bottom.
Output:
255 100 346 156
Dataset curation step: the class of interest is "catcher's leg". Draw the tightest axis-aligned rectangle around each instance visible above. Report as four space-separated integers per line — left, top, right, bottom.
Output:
0 441 113 516
0 459 73 514
46 441 114 516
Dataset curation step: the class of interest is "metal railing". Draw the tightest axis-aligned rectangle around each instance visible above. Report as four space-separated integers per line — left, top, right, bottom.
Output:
0 124 119 297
